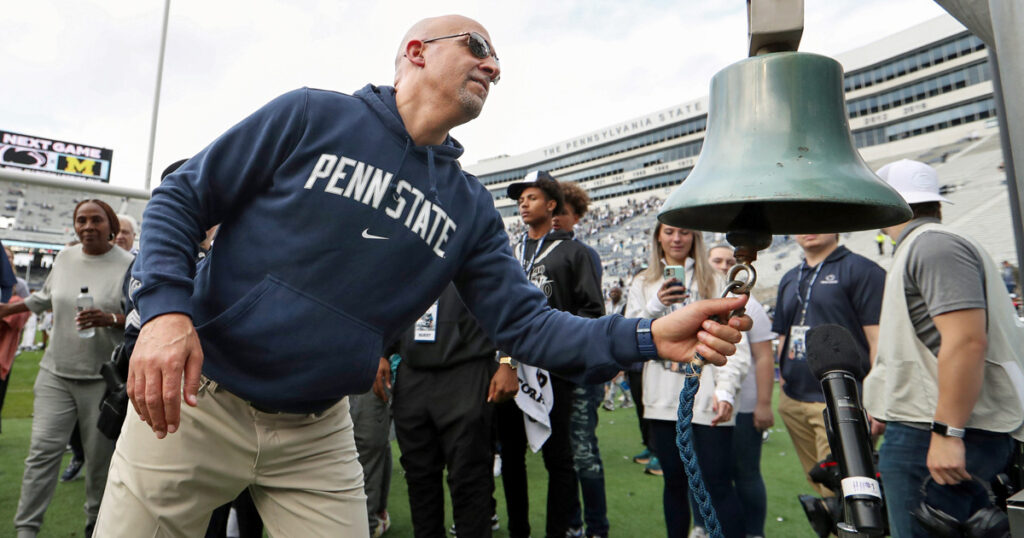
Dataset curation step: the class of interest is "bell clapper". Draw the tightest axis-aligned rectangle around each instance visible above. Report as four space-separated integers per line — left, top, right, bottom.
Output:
691 230 770 370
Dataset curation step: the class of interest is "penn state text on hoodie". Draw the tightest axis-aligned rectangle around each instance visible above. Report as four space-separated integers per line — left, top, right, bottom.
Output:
134 85 645 413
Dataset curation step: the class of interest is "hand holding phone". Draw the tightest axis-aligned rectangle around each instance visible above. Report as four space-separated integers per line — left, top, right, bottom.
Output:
659 265 689 306
663 265 686 287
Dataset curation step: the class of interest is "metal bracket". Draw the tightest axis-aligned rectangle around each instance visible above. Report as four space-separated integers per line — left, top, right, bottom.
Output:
747 0 804 56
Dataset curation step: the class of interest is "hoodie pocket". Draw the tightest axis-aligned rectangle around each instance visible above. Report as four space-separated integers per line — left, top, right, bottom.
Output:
196 275 381 412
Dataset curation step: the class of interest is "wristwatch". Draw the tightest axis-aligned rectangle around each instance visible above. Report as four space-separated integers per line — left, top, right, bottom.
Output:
930 421 966 438
499 356 519 370
636 318 658 360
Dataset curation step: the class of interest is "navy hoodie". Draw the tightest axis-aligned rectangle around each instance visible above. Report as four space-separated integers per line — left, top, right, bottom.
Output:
134 85 645 413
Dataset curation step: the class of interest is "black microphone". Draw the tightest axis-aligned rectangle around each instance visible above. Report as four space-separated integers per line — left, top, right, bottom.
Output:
806 324 885 536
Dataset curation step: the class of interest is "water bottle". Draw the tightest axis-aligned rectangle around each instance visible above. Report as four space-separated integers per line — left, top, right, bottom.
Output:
77 286 95 338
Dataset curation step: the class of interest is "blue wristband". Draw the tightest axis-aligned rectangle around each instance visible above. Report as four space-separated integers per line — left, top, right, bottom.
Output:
635 318 658 360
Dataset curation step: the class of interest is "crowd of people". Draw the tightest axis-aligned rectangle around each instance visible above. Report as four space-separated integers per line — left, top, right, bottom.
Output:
507 196 663 241
509 195 679 288
1 13 1022 538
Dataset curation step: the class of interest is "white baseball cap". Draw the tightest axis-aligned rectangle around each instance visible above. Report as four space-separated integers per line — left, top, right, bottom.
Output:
875 159 952 205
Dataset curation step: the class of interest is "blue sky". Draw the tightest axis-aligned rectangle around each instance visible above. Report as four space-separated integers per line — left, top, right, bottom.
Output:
0 0 949 188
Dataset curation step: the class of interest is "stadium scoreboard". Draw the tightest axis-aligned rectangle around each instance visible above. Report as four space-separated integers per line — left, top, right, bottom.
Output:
0 129 113 182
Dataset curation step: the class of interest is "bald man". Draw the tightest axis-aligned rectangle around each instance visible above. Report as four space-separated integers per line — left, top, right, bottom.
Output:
96 15 750 536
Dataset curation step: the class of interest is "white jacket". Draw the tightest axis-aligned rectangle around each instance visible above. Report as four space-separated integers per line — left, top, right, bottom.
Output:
626 261 751 425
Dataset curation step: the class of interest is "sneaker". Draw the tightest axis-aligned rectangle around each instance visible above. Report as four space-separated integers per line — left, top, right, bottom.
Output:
644 456 663 476
566 526 584 537
688 527 708 538
602 400 615 411
632 448 652 465
449 523 457 536
371 510 390 537
60 456 84 482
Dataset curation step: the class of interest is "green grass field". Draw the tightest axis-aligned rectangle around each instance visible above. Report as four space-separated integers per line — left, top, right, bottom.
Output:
0 347 821 537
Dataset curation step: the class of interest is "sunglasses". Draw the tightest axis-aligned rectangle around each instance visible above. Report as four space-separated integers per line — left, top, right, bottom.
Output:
421 32 501 84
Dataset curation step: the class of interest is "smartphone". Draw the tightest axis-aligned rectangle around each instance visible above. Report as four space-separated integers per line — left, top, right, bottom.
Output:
663 265 686 288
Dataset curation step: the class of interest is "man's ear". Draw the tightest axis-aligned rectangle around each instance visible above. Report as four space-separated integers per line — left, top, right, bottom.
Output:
546 199 557 214
405 40 427 67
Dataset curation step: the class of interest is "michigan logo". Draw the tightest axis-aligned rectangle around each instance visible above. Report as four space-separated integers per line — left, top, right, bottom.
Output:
58 156 97 176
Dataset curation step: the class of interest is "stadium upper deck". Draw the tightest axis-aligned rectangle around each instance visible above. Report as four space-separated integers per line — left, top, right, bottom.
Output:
0 15 999 264
466 14 998 222
0 184 146 250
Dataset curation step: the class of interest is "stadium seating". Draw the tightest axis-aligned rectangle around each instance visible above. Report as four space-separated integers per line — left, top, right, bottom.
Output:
503 133 1014 307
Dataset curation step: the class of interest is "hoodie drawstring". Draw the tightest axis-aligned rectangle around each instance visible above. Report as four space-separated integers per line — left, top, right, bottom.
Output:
426 147 439 203
378 138 413 215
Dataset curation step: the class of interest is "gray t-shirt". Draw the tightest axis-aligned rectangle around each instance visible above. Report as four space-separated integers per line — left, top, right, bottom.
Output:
25 244 134 379
898 218 987 356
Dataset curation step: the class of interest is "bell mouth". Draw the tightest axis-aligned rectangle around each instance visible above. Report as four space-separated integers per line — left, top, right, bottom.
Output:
659 199 911 235
657 51 912 237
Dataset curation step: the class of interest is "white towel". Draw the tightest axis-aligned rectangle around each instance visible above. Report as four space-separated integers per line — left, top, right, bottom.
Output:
19 312 38 349
514 364 554 452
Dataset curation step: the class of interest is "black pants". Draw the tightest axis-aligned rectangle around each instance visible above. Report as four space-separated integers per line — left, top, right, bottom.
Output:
0 365 10 434
205 489 263 538
393 359 497 538
495 375 576 538
69 422 84 461
650 420 744 538
627 370 649 448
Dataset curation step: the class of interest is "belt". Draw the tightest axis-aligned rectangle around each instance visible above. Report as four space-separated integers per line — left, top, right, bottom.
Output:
201 375 335 416
248 401 286 414
895 421 1011 438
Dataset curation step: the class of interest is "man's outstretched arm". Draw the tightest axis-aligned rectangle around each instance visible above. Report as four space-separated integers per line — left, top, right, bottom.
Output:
651 296 750 366
453 213 749 382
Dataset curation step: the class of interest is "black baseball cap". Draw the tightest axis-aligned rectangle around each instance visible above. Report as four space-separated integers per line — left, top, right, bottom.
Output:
161 159 189 180
506 170 564 214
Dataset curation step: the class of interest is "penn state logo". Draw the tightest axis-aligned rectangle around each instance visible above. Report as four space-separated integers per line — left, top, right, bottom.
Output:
1 146 47 167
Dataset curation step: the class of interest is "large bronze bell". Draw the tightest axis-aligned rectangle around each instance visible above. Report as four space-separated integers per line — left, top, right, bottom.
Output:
658 52 912 237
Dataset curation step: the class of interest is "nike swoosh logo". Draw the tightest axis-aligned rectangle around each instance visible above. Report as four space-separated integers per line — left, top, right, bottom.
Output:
362 228 388 240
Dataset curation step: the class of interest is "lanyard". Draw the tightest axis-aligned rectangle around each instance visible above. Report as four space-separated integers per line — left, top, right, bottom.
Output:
684 268 697 299
518 232 550 276
795 261 825 325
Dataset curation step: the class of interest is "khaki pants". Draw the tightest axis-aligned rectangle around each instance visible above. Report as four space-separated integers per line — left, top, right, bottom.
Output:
94 377 368 537
778 391 833 497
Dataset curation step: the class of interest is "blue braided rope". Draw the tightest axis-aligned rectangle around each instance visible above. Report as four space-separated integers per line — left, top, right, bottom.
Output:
676 362 722 538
